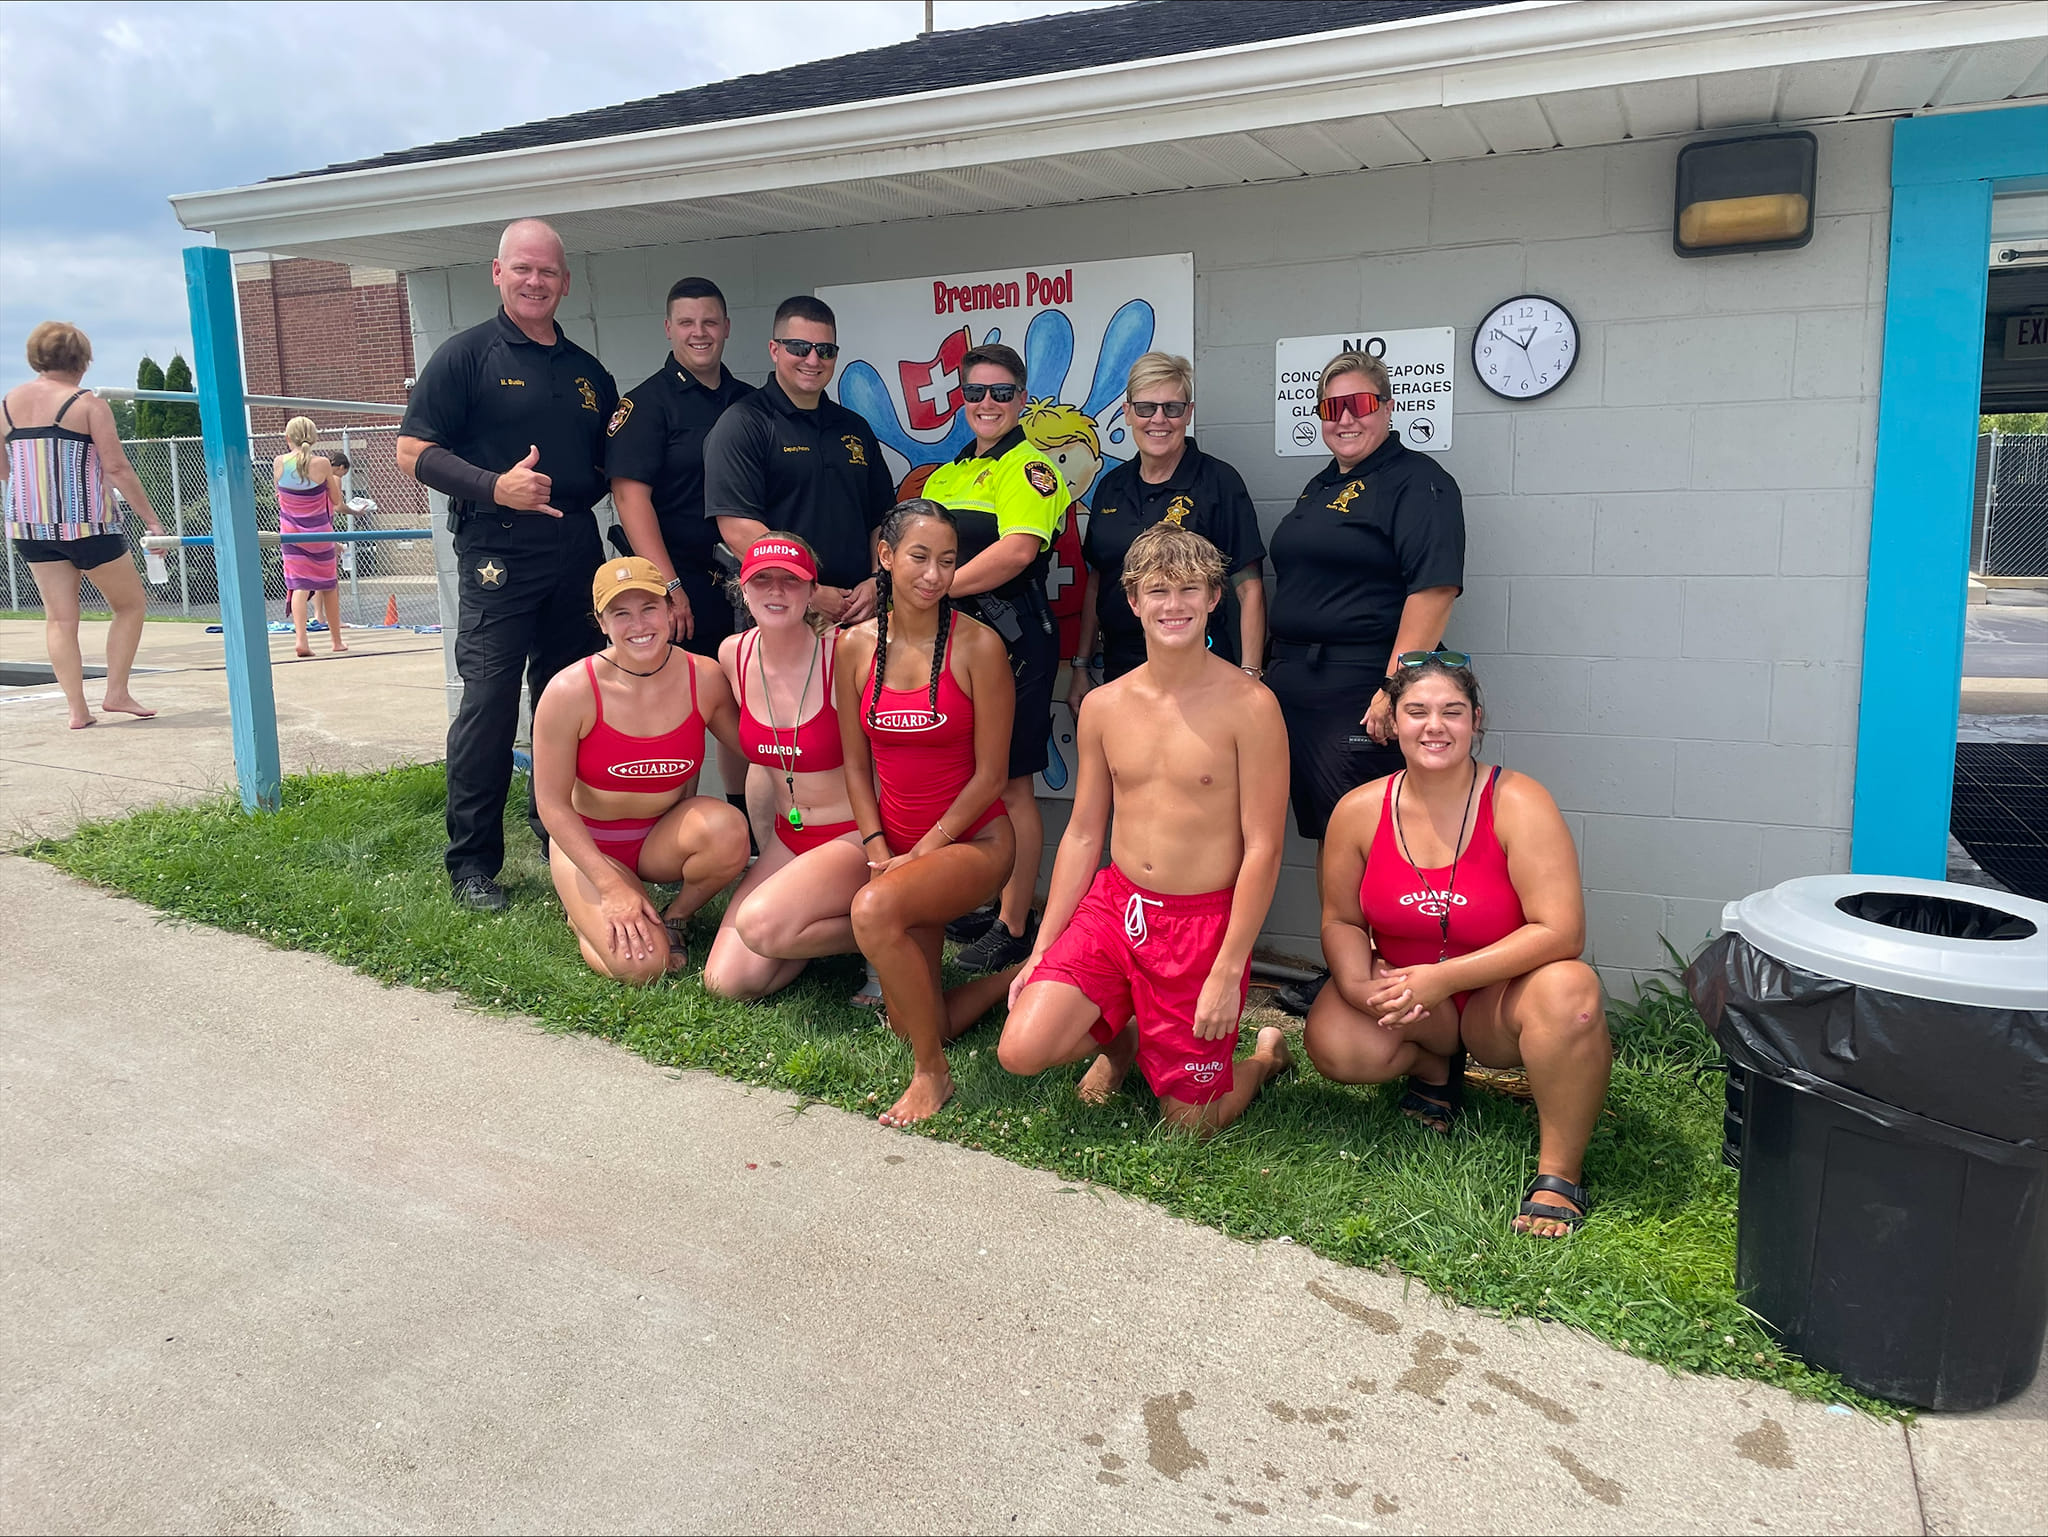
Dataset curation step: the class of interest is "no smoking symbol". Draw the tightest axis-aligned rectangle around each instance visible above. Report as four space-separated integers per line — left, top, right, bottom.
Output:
1292 421 1318 446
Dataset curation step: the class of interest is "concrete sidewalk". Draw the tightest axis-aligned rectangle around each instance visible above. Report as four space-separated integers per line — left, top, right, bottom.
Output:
0 618 447 841
3 854 2040 1534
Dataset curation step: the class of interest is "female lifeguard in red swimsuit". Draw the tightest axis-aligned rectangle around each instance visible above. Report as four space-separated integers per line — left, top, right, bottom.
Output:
703 535 874 1001
532 556 750 984
836 500 1017 1129
1302 654 1611 1237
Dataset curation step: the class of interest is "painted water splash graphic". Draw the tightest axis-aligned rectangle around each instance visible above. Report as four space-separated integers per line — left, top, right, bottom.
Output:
839 300 1157 503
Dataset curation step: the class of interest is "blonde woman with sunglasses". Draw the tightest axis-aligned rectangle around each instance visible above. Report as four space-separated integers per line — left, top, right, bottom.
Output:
1066 351 1266 711
1263 351 1467 1017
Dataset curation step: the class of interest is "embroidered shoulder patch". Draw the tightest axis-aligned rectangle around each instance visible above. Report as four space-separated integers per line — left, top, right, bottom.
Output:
607 398 634 437
1024 460 1060 498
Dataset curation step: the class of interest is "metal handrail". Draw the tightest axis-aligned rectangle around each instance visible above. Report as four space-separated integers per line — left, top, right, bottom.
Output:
141 528 430 549
97 386 408 417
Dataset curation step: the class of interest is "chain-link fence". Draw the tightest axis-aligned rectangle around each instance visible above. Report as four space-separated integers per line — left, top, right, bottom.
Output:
3 425 441 628
1975 432 2048 579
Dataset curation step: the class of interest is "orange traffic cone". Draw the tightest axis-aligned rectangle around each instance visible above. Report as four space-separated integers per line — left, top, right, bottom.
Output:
383 594 399 628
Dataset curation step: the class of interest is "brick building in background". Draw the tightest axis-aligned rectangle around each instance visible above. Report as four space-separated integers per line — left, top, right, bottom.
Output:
234 255 413 434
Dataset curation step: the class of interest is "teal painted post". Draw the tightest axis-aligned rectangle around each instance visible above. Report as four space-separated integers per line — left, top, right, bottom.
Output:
185 245 281 812
1850 177 1991 875
1851 106 2048 877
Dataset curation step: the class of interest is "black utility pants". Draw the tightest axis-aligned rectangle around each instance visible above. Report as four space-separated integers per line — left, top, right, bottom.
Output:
445 523 603 882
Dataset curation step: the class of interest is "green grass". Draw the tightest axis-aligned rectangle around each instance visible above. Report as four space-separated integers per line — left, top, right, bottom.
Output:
1 609 221 623
29 763 1892 1413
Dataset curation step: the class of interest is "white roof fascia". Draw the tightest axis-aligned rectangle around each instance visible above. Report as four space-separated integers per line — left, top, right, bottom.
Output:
172 0 2040 252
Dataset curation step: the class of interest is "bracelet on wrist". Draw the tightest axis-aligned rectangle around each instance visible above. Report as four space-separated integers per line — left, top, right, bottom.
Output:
862 830 886 846
664 577 684 594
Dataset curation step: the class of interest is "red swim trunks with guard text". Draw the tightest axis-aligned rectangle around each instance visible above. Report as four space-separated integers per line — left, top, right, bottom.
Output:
1026 864 1248 1105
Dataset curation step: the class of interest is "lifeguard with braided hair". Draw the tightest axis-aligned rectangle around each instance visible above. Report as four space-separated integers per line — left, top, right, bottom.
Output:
835 498 1018 1128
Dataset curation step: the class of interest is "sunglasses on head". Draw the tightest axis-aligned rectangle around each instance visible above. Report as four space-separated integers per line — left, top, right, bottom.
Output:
1398 649 1471 669
773 338 840 360
1128 400 1191 419
961 382 1020 403
1316 391 1389 422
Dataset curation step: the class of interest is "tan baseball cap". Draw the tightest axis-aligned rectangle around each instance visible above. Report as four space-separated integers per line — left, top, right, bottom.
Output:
592 555 669 611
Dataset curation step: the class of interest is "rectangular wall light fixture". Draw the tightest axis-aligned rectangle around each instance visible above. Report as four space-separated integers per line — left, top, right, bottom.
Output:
1674 131 1817 257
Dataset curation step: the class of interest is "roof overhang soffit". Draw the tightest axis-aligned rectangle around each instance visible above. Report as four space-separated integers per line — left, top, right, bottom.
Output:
173 0 2044 253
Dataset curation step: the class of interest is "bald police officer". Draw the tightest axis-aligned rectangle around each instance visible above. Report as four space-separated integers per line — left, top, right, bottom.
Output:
398 218 619 912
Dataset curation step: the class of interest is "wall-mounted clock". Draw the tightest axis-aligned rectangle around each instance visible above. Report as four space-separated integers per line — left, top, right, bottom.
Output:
1473 295 1579 400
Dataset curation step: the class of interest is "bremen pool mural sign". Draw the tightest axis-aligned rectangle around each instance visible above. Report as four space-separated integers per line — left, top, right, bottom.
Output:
822 254 1194 796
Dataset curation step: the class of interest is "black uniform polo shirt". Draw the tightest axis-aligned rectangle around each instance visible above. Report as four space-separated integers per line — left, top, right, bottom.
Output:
400 308 617 555
604 360 755 570
1267 432 1464 650
1085 439 1265 665
700 377 895 589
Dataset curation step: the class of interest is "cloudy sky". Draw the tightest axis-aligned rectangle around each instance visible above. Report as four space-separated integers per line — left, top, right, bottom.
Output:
0 0 1104 393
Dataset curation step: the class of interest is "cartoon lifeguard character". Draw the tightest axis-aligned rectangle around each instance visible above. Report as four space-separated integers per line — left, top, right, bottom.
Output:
1021 397 1105 658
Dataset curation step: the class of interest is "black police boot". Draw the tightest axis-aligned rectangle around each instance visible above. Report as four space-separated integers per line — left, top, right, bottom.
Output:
1273 968 1329 1017
452 874 508 913
956 911 1037 975
946 901 1000 944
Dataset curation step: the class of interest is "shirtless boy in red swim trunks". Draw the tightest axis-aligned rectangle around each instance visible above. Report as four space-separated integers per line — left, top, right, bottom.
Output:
999 524 1292 1132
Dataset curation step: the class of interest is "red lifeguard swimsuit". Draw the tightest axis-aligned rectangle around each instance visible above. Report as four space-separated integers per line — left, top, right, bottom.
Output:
734 629 858 854
860 612 1007 853
1359 766 1526 1012
574 653 705 875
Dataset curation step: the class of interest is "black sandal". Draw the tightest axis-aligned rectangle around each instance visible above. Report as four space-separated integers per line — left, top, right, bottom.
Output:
1397 1048 1465 1134
1516 1174 1591 1236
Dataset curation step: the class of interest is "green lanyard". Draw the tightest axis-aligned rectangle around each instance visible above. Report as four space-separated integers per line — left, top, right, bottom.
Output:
759 633 820 831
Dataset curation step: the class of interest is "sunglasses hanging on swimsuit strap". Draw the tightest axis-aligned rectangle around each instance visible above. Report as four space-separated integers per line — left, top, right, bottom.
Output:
759 633 820 832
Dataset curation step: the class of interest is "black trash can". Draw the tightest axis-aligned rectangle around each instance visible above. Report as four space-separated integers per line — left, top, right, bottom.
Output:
1686 874 2048 1411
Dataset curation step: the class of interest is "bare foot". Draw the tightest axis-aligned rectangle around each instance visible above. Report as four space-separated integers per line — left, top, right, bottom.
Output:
295 645 313 659
664 919 688 974
1254 1024 1294 1080
331 640 349 653
1078 1025 1137 1105
100 694 155 719
879 1069 954 1128
69 712 97 730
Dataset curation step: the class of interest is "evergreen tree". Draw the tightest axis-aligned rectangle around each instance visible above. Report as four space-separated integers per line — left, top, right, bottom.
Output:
107 398 138 439
161 355 201 437
136 356 165 437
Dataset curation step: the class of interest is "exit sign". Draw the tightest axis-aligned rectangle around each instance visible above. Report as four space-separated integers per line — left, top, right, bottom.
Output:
2006 314 2048 361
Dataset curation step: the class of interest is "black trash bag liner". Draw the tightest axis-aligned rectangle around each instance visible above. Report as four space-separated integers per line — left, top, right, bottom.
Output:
1834 891 2038 942
1685 932 2048 1149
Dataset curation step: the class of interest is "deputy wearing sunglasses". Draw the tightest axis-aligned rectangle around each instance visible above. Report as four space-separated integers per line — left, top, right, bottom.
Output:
1266 349 1466 1017
703 294 896 625
1068 351 1266 705
918 342 1070 976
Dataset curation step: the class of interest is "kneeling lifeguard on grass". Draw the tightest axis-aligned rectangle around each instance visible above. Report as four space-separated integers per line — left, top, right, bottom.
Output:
532 556 750 984
1302 653 1610 1237
838 500 1018 1129
999 525 1293 1134
703 534 873 1003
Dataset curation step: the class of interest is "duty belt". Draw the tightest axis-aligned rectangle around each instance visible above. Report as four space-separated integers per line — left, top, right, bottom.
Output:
1268 639 1387 667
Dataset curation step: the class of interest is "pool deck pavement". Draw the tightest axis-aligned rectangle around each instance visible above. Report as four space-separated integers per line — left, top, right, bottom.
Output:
1 617 2041 1534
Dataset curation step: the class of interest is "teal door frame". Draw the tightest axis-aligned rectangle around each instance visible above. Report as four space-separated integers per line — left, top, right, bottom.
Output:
1851 105 2048 876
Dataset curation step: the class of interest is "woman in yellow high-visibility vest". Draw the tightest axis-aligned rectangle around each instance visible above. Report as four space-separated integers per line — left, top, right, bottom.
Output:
919 342 1067 976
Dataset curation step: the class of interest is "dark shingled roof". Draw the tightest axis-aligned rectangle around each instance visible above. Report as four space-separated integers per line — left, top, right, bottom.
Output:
284 1 1504 180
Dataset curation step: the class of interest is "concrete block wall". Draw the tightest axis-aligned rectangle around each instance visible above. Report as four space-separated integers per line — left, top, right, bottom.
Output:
407 119 1889 993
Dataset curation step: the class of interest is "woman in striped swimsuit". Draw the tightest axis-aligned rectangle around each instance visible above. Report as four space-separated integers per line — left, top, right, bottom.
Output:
272 416 346 658
2 321 165 729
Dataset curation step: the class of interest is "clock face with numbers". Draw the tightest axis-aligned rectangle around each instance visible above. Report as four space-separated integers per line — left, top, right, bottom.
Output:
1473 295 1580 400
